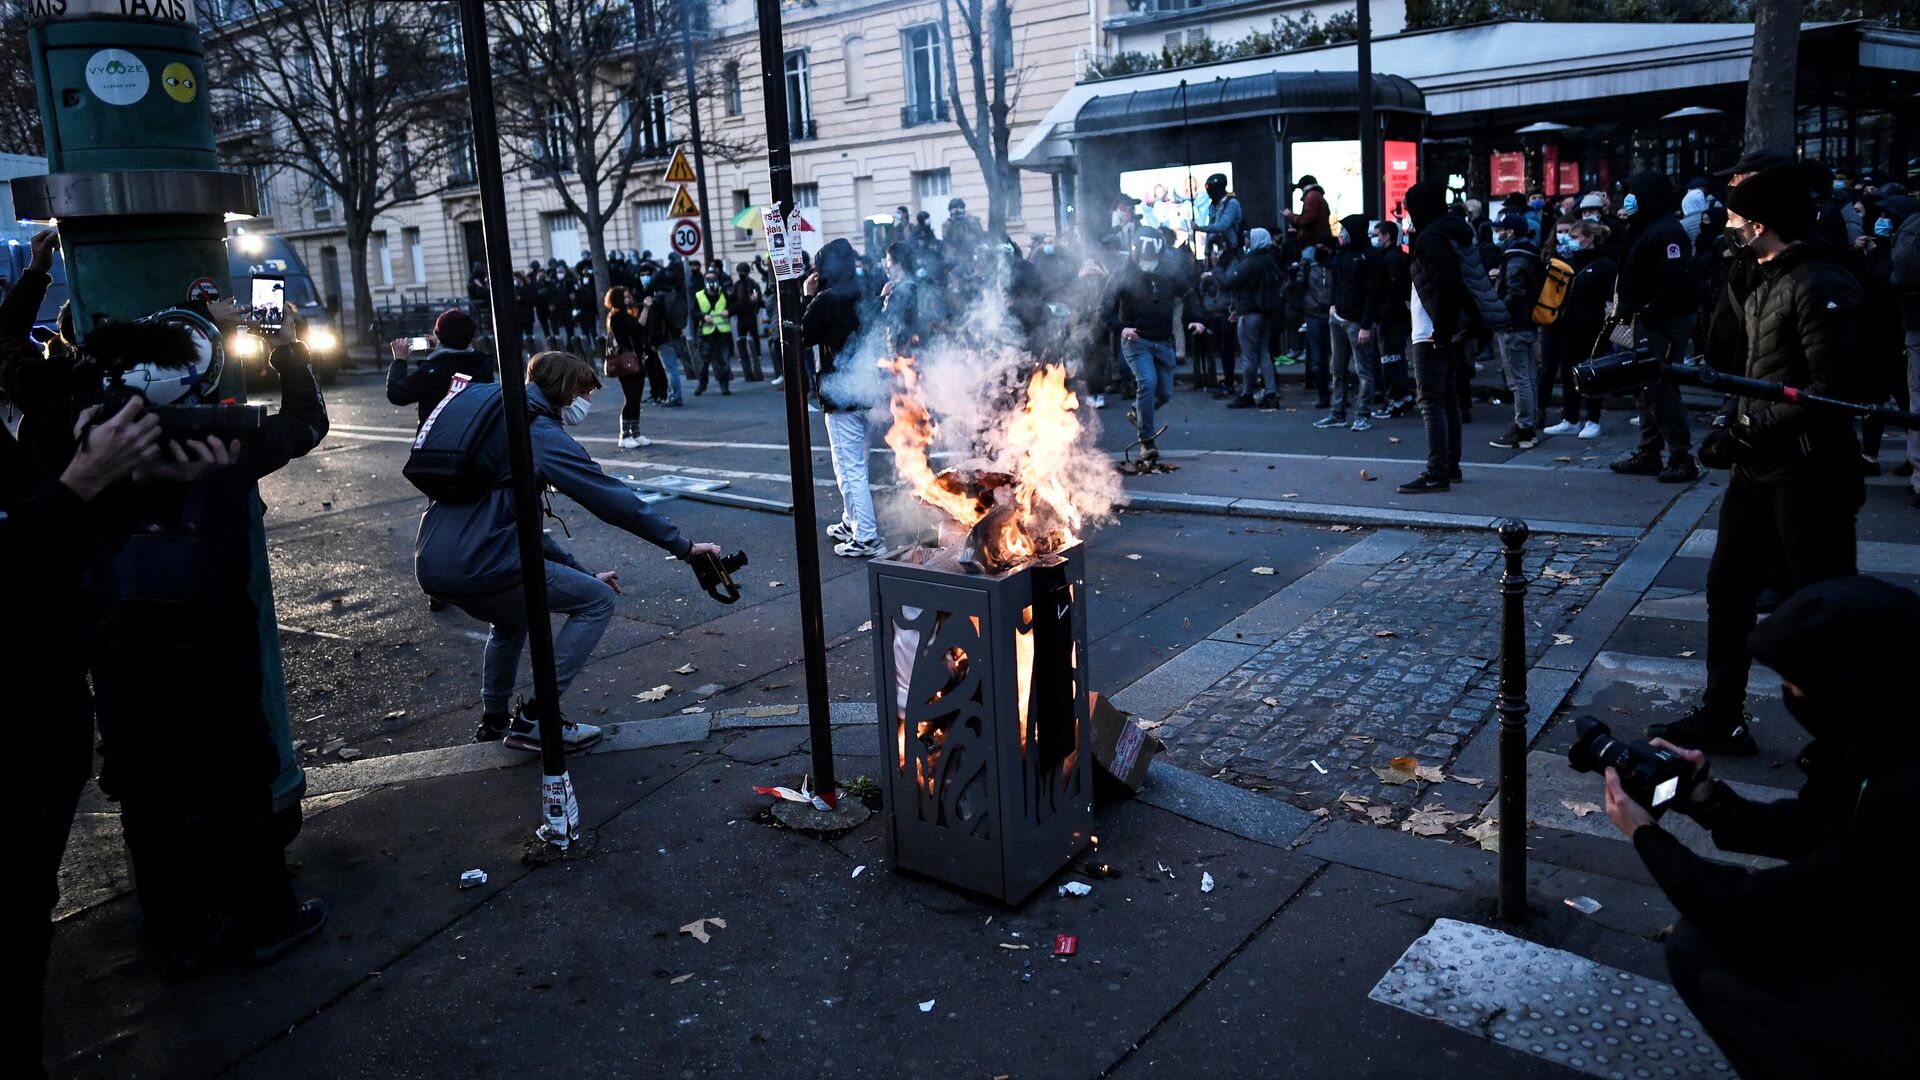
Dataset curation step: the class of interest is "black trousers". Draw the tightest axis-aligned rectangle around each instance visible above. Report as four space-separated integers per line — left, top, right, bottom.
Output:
14 678 90 1078
1665 921 1916 1080
1634 314 1695 457
1543 323 1604 425
643 346 670 401
617 373 647 434
1703 471 1861 720
695 334 731 390
734 322 764 380
1412 339 1462 476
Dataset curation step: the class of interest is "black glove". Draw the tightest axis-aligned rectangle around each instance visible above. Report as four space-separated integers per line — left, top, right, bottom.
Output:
1696 426 1747 470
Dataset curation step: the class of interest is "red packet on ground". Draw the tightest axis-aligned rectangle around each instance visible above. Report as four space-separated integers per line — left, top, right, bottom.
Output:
1054 935 1077 957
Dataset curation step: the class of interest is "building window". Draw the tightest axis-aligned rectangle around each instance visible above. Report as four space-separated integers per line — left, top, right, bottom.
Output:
251 164 275 217
533 110 572 177
375 231 392 287
546 212 582 264
785 50 814 141
902 25 946 127
794 183 819 209
448 119 476 186
393 138 416 199
405 227 425 284
634 199 671 262
723 62 742 116
843 37 865 99
626 86 674 160
310 172 333 221
912 168 950 220
733 188 753 241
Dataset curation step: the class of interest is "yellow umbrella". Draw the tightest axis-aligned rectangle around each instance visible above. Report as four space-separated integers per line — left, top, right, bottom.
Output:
730 205 763 230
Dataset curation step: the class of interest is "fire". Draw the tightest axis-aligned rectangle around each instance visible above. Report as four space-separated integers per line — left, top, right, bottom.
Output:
883 356 1101 572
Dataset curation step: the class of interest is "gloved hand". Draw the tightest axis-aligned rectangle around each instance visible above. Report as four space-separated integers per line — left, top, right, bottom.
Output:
1696 426 1747 470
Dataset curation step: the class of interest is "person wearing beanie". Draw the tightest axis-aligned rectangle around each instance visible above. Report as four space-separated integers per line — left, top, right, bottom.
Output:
1285 173 1330 245
1487 210 1543 450
1651 164 1867 757
387 307 498 427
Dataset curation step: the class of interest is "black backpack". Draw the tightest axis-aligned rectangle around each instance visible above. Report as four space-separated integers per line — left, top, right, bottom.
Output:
403 377 505 503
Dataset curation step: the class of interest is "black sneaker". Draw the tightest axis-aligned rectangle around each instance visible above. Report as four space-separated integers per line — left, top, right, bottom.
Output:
1610 450 1664 476
1256 393 1281 409
1447 466 1463 483
250 899 329 965
474 711 510 743
1489 425 1537 449
1396 472 1451 494
1226 395 1256 409
1140 439 1160 465
1658 455 1700 484
1649 706 1759 757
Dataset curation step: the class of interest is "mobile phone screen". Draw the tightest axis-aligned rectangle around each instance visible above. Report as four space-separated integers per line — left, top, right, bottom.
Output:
410 336 432 351
251 275 286 331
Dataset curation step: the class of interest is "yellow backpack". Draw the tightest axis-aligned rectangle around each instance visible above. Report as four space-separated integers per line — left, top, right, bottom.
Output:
1532 255 1574 327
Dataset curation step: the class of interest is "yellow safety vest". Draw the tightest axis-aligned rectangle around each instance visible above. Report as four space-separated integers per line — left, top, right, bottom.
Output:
695 289 731 335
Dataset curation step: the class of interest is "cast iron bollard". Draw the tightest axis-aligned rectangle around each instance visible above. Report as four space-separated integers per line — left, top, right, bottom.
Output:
1496 519 1530 923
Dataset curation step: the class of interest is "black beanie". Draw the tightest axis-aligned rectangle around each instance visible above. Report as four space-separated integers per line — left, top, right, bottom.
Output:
1727 165 1815 240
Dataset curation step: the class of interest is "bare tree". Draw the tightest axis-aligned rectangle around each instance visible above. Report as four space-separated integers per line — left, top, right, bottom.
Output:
939 0 1023 235
1744 0 1804 155
1 8 45 155
198 0 458 347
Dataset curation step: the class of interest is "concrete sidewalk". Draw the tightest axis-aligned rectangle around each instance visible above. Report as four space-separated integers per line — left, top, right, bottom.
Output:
43 715 1718 1080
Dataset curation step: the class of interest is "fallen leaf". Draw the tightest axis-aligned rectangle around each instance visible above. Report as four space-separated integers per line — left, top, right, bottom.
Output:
918 999 936 1013
769 581 786 587
1551 633 1574 646
1414 765 1446 784
1402 804 1472 836
1581 539 1609 547
1373 755 1422 785
1542 568 1580 582
1679 649 1695 658
1126 553 1143 560
1251 566 1276 575
1280 492 1299 499
1561 799 1603 819
1453 776 1486 787
1310 806 1332 818
680 707 705 715
1387 436 1401 444
679 917 727 944
1261 696 1280 707
1329 524 1354 533
1366 805 1395 824
856 620 873 633
670 973 694 985
633 684 671 702
1374 629 1397 638
673 663 698 675
1463 818 1500 851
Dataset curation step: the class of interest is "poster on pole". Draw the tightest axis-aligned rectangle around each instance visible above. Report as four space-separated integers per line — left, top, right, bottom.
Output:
763 201 802 281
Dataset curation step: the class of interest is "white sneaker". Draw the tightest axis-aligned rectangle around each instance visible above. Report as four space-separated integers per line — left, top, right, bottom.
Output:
1578 421 1603 439
618 435 640 450
833 537 885 558
770 376 785 388
826 521 853 541
1541 420 1579 436
1629 416 1641 426
503 701 603 753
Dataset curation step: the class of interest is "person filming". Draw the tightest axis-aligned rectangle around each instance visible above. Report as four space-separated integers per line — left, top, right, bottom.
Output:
1600 575 1920 1080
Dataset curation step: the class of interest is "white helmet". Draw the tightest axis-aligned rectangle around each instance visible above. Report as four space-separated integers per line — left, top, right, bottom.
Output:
117 308 225 406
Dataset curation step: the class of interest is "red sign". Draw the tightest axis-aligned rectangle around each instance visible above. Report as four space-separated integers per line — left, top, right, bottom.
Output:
669 218 702 256
1542 144 1560 195
1489 152 1526 199
1383 140 1418 219
1557 161 1581 196
186 275 220 302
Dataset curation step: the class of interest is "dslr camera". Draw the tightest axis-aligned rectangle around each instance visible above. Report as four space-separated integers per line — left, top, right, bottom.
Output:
83 313 265 441
690 549 748 604
1566 716 1692 816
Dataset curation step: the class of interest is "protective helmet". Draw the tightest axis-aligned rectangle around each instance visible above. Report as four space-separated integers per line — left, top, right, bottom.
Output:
1132 232 1165 263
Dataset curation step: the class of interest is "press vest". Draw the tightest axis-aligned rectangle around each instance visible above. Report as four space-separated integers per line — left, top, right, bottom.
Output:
695 289 731 335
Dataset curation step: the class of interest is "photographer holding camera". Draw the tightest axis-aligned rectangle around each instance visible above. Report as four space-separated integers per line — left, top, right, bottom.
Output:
1600 576 1920 1080
1652 166 1867 756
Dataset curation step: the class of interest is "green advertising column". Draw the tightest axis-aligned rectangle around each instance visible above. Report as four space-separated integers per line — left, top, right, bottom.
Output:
12 0 305 816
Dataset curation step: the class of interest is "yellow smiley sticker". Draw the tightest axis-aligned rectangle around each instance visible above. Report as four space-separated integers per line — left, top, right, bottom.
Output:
161 62 197 103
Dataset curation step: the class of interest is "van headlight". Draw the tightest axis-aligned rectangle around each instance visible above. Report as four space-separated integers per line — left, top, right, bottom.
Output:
227 332 263 359
303 327 338 352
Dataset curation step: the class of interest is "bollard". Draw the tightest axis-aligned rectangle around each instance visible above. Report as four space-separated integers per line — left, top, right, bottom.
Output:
1495 519 1530 923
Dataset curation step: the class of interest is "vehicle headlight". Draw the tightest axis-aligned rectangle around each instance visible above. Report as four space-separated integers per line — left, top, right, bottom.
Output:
303 327 338 351
228 332 263 359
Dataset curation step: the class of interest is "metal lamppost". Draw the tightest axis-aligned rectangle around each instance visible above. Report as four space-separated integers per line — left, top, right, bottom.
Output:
1357 0 1380 220
754 0 838 803
1495 519 1530 922
457 0 578 847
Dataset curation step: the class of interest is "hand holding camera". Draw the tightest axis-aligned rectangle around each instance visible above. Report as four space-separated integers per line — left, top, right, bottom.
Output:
61 399 162 500
1696 426 1749 470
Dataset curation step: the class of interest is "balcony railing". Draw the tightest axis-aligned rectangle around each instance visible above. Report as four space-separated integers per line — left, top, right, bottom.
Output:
213 104 267 137
789 116 818 142
901 99 948 128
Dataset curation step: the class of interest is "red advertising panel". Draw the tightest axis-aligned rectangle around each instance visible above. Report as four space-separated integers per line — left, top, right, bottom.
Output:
1542 144 1560 195
1383 140 1418 218
1490 152 1526 198
1557 161 1581 195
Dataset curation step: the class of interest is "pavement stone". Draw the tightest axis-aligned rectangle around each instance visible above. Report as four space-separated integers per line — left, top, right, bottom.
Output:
1150 530 1627 816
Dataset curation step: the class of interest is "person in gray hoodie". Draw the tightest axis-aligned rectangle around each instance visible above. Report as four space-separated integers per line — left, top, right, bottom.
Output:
415 351 720 752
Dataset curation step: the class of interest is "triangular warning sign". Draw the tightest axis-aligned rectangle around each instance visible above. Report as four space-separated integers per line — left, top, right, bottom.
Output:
668 184 700 218
662 147 697 185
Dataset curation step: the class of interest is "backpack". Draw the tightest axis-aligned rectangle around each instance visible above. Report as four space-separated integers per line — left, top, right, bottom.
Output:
1305 262 1333 311
1892 212 1920 287
1531 254 1574 326
403 376 506 503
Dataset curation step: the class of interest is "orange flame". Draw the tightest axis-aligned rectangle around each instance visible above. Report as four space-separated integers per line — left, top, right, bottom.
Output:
881 356 987 528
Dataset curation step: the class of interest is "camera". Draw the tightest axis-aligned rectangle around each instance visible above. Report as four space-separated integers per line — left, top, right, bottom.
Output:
690 549 748 604
1572 347 1661 397
82 315 266 442
94 379 265 441
1566 716 1691 816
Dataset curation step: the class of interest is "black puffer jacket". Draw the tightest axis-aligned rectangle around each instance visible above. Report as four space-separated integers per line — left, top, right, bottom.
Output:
1329 213 1374 322
1555 245 1617 354
801 238 866 413
1494 237 1542 327
1634 576 1920 978
1406 181 1508 345
1731 241 1865 484
1362 241 1411 332
1616 172 1697 323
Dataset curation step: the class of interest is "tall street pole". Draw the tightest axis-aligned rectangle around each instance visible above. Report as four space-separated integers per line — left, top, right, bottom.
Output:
1357 0 1380 221
754 0 838 803
458 0 577 845
679 0 716 266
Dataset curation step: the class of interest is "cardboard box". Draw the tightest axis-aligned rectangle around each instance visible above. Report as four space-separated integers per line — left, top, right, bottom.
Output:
1088 691 1163 796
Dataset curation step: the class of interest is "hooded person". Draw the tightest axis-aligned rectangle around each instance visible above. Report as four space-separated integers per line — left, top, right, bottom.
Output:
387 308 498 426
1318 213 1381 429
801 238 882 557
1611 576 1920 1080
1214 226 1284 406
1608 170 1699 483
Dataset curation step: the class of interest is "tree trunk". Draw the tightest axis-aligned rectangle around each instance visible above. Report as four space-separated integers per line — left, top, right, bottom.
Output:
1744 0 1802 155
344 207 375 352
988 0 1013 235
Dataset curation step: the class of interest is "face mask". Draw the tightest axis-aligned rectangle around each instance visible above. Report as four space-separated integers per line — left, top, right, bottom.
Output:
1874 217 1894 237
1370 236 1386 249
1557 234 1578 255
640 275 652 287
1042 244 1056 255
705 281 720 292
561 397 591 426
1582 212 1600 222
1301 248 1316 264
1530 198 1545 210
1725 221 1754 250
1833 180 1848 194
1138 259 1159 272
1620 194 1638 216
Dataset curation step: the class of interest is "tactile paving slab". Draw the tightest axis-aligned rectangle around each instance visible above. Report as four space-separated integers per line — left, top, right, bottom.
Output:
1369 918 1736 1079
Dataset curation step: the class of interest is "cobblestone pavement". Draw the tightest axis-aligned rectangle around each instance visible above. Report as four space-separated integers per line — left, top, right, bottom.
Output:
1151 529 1626 812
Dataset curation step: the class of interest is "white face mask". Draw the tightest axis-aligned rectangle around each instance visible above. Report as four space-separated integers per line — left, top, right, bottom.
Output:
561 397 591 426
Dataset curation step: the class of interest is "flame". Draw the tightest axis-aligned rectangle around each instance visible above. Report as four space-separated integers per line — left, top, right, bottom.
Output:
883 356 1096 570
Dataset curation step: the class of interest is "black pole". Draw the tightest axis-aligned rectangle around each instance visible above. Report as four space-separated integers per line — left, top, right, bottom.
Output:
678 0 716 268
754 0 837 803
1357 0 1380 221
457 0 574 840
1179 78 1196 258
1495 518 1530 923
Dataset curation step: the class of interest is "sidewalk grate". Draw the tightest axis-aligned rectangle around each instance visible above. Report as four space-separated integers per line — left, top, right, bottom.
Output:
1369 918 1735 1079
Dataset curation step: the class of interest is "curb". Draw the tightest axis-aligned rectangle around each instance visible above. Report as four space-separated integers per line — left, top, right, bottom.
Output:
1123 490 1644 537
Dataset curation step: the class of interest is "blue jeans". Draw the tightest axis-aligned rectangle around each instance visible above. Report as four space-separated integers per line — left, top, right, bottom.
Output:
1330 314 1377 418
1302 315 1332 404
448 561 617 714
1495 326 1538 429
659 340 686 404
1122 336 1176 440
1235 314 1278 396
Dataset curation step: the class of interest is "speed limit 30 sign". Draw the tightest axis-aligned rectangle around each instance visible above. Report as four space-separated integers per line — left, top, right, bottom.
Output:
670 218 703 257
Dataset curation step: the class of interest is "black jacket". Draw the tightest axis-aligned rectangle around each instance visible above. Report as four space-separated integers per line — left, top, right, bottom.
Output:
1633 577 1920 979
387 346 497 425
1555 245 1617 350
640 285 685 347
1216 245 1283 317
1494 237 1542 327
1362 243 1410 331
1729 241 1866 484
0 268 71 474
1405 181 1508 346
1616 172 1697 323
800 238 865 413
1101 261 1190 342
1329 214 1375 323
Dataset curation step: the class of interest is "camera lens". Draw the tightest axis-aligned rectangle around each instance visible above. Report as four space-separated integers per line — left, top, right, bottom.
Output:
1567 716 1626 774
